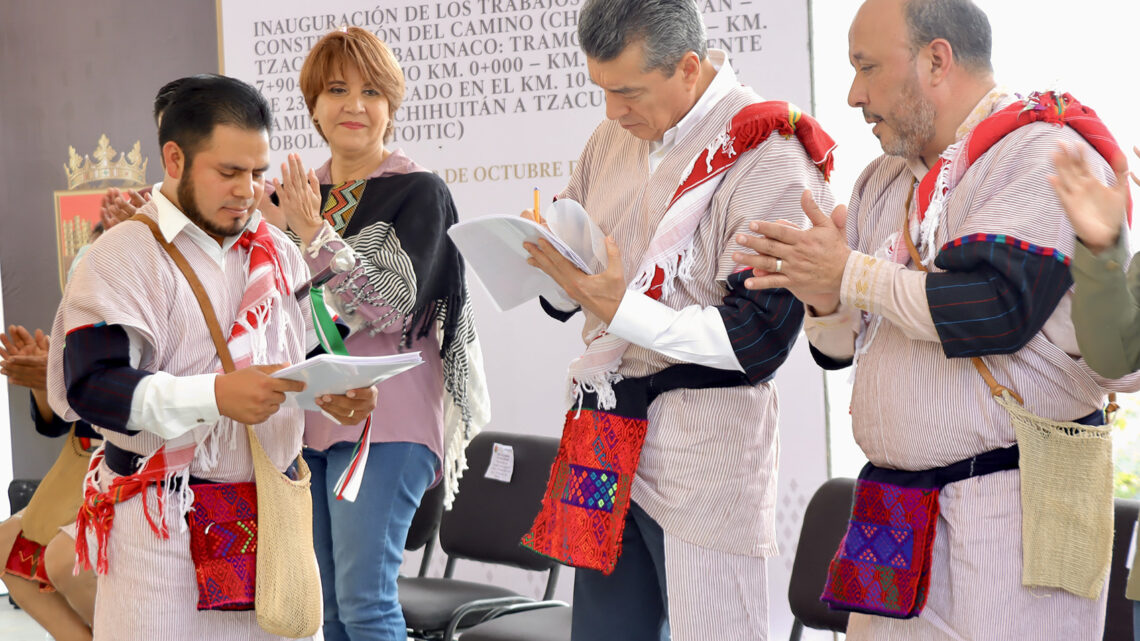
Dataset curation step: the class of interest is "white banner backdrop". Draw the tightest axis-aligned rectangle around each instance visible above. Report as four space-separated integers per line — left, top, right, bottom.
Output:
219 1 827 636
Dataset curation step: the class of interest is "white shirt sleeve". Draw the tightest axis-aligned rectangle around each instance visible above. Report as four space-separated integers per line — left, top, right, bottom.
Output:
124 327 220 439
606 290 743 372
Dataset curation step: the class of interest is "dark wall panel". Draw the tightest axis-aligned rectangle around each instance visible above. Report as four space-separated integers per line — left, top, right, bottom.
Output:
0 0 218 477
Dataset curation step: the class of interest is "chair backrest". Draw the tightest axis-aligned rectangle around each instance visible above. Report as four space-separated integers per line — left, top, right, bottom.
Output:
1105 498 1139 641
439 431 560 572
787 477 854 634
7 479 40 514
405 481 446 552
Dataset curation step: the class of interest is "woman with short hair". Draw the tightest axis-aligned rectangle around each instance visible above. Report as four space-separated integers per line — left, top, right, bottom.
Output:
275 27 489 641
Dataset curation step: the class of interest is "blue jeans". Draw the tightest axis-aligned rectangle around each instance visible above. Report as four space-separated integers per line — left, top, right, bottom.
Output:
571 502 671 641
306 441 437 641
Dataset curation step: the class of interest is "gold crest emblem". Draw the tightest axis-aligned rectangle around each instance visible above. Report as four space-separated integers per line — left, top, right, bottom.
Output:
54 135 148 290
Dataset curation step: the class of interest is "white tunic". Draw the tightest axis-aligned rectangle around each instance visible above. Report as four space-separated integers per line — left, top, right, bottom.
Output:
560 55 834 558
47 200 315 641
807 90 1140 640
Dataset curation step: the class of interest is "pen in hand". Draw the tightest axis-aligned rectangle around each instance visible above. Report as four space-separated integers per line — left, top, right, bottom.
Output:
533 187 543 225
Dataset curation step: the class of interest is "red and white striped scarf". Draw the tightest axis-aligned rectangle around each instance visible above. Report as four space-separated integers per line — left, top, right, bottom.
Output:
76 219 291 574
911 90 1132 266
228 220 293 368
569 102 836 409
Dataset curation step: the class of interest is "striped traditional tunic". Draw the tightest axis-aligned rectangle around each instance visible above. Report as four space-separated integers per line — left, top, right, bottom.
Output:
560 80 834 559
806 89 1140 640
46 204 314 640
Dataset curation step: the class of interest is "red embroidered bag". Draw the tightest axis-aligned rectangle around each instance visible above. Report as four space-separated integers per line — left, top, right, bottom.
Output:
522 364 746 574
187 482 259 611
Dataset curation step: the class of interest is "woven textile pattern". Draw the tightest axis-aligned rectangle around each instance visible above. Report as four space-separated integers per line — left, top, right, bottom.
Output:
187 482 258 611
822 480 940 618
561 464 619 512
5 531 52 589
522 408 647 574
321 179 367 234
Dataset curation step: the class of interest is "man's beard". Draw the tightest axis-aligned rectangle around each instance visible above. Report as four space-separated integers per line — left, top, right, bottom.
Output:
877 73 936 159
177 168 248 238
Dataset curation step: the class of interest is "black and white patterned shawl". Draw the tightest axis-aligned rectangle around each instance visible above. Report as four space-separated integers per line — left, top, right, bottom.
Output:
318 171 489 506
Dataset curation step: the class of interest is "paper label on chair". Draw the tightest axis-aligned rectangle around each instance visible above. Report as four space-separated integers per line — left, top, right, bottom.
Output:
485 444 515 483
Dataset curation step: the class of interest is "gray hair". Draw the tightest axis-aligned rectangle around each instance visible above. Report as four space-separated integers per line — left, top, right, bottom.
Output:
578 0 708 75
904 0 993 73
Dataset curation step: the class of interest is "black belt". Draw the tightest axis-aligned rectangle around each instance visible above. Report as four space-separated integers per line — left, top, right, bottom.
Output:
576 363 750 418
102 441 215 489
860 444 1022 490
859 407 1106 489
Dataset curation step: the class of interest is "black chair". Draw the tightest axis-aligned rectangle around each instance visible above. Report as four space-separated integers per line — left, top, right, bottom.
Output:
399 431 562 640
7 479 40 514
788 477 854 641
459 602 572 641
405 481 446 577
1106 498 1139 641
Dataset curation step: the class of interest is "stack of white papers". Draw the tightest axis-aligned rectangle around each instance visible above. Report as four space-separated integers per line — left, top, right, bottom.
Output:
272 352 424 411
448 199 605 311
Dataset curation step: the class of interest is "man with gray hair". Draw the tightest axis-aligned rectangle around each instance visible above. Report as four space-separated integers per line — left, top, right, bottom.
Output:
519 1 836 639
735 0 1138 638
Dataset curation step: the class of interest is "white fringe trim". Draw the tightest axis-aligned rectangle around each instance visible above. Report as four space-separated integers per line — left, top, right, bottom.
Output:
917 140 964 267
850 312 882 385
167 469 193 534
441 418 468 510
196 430 221 471
135 450 194 534
678 126 736 187
569 369 625 414
440 325 491 510
628 241 698 301
234 298 277 366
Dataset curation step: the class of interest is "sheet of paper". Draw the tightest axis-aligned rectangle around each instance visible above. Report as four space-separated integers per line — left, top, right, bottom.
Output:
272 352 423 412
484 443 515 483
448 212 596 311
544 198 608 273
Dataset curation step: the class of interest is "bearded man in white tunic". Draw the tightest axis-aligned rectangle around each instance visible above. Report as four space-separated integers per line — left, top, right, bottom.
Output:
736 0 1140 639
46 74 378 641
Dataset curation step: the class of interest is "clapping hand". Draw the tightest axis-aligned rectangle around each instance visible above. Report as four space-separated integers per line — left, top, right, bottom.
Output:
100 187 149 230
1050 144 1137 255
0 325 50 391
273 153 324 246
733 190 850 314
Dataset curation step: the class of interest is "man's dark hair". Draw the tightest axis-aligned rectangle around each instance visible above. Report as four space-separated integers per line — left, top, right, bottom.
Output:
904 0 993 73
157 74 272 164
578 0 707 74
153 74 219 125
